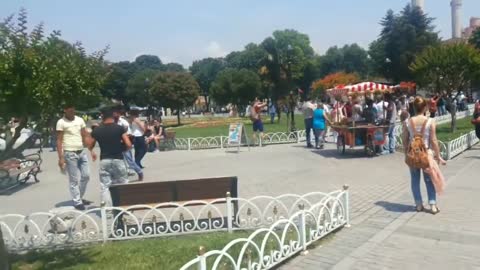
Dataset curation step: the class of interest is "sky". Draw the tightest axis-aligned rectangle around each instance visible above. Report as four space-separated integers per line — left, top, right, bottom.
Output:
1 0 480 67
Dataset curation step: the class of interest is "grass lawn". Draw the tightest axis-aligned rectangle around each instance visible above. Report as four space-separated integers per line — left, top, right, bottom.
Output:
11 231 250 270
436 117 475 142
11 229 326 270
169 114 306 139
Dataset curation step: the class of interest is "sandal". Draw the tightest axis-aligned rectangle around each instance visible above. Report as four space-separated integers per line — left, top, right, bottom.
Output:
415 205 425 212
429 205 440 215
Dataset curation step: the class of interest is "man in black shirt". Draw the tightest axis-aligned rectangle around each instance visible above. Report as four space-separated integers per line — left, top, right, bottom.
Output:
87 107 132 206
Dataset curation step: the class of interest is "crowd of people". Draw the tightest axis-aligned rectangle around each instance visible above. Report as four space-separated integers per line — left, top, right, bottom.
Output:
56 104 166 210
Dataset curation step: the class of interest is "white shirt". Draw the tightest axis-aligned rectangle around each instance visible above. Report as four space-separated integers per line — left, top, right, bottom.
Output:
56 116 86 151
375 101 388 120
117 117 131 135
131 121 144 137
302 101 316 119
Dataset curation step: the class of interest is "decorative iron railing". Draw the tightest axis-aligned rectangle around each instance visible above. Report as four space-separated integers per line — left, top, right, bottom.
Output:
171 105 474 152
0 189 348 252
180 186 350 270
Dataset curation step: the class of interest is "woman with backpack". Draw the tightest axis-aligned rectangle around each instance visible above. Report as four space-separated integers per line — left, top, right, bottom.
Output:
402 96 446 215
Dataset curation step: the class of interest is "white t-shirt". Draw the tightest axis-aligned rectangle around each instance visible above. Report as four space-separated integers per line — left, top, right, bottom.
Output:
56 116 86 151
131 121 144 137
375 101 388 120
117 117 131 135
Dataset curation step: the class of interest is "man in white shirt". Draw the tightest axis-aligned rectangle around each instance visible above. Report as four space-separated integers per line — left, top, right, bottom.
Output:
302 97 316 148
56 105 92 210
113 106 143 181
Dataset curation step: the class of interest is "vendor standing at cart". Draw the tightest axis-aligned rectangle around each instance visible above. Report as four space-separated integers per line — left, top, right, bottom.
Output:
374 94 389 154
384 93 397 154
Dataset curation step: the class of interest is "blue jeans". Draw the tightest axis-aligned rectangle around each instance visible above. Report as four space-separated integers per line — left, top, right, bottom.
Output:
64 150 90 206
133 136 147 167
387 124 395 153
305 118 313 146
410 168 436 205
123 149 142 175
270 113 275 124
99 159 128 206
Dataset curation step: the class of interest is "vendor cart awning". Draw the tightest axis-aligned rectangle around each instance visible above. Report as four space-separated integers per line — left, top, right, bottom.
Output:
327 82 395 96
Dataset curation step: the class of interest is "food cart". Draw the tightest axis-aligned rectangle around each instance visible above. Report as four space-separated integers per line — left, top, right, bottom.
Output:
326 82 394 156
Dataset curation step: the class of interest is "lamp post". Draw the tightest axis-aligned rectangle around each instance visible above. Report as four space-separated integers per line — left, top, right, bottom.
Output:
286 45 296 132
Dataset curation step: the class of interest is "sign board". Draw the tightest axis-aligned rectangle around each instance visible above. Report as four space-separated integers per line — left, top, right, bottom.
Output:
226 123 250 152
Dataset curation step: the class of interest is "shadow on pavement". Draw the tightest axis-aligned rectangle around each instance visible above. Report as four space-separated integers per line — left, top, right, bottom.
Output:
0 182 36 196
311 149 375 160
375 201 415 213
55 200 74 208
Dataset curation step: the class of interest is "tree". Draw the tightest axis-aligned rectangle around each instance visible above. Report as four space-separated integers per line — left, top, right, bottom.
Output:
410 43 480 131
101 61 136 104
469 28 480 50
369 5 439 82
319 44 369 78
126 69 160 107
225 43 267 71
210 68 262 110
134 55 164 71
0 10 108 159
164 62 185 72
311 72 360 99
189 57 225 111
150 72 200 125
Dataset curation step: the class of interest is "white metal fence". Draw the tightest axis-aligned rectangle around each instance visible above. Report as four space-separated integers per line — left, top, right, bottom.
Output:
180 186 350 270
170 105 475 153
0 189 348 252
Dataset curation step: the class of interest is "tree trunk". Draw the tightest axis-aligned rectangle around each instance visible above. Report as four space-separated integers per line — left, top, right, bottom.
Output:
450 102 457 133
204 94 210 112
177 108 181 126
0 118 27 161
0 227 10 270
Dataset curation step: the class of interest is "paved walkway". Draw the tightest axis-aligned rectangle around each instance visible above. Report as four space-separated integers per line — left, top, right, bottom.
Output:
1 142 479 269
280 147 480 270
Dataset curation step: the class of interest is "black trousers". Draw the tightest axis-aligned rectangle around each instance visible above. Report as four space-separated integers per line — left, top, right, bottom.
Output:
133 136 147 167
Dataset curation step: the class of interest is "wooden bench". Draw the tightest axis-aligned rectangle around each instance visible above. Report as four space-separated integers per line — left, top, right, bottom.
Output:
0 153 42 193
109 176 238 231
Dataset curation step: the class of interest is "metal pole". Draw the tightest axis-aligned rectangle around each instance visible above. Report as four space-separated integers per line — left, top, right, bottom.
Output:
299 205 309 255
100 201 108 244
343 184 351 228
226 192 233 233
197 246 207 270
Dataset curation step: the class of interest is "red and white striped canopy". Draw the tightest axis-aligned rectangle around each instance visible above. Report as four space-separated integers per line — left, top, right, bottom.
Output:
327 82 395 96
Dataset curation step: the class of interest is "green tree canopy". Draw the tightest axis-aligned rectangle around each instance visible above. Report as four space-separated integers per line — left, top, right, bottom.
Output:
210 68 262 107
189 57 225 110
410 43 480 93
150 72 200 125
469 28 480 50
319 44 370 78
126 69 160 107
369 5 439 82
0 9 108 158
164 62 185 72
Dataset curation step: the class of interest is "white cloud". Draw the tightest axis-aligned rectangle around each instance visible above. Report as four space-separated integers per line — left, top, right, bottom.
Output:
205 41 228 58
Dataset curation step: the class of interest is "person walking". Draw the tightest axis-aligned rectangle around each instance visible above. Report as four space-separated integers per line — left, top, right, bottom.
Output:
269 102 276 124
56 104 91 210
402 97 446 214
384 93 397 154
250 97 267 145
471 100 480 139
113 106 143 181
429 95 439 118
302 97 316 148
312 103 331 149
87 107 132 206
129 110 147 168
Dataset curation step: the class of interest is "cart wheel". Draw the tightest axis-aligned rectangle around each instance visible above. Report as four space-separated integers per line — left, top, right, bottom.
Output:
337 135 346 155
366 136 375 156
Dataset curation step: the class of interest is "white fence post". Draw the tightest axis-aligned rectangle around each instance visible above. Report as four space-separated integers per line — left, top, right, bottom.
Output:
220 136 224 149
226 192 233 233
197 246 207 270
298 205 308 255
259 136 263 147
100 201 108 244
188 138 191 151
296 130 301 143
446 142 451 160
343 184 351 228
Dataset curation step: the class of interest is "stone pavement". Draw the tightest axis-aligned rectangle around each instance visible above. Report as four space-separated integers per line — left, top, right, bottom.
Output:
1 143 409 215
1 142 479 269
280 147 480 270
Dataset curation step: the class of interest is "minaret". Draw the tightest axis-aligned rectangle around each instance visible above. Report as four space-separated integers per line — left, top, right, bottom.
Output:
411 0 425 12
451 0 463 39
